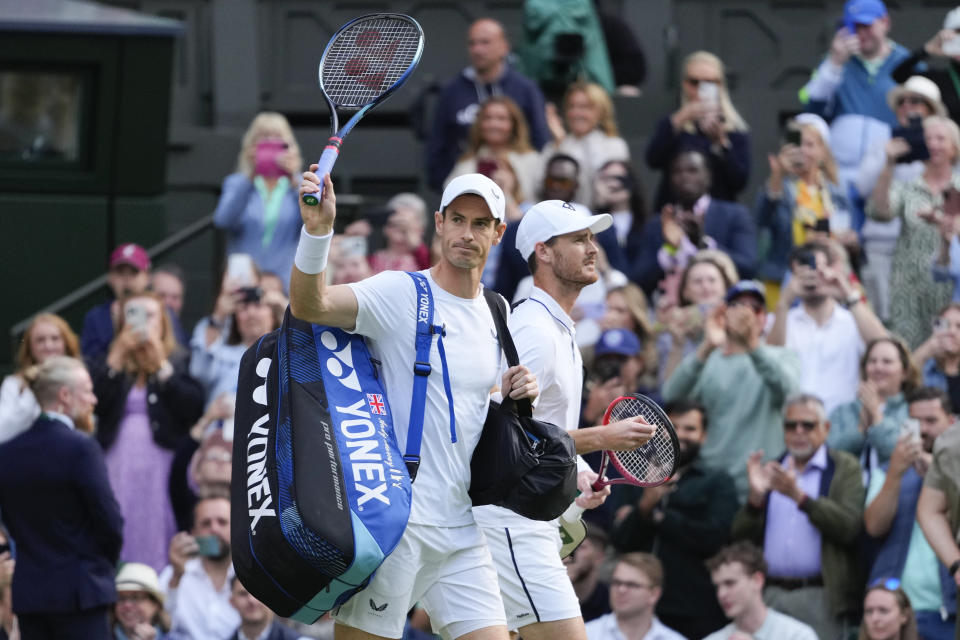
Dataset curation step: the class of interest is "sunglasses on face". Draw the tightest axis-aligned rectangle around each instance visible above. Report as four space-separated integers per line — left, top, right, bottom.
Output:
784 420 819 432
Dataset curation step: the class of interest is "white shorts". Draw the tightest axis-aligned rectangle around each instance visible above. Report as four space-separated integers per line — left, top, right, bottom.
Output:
334 521 506 640
481 521 583 630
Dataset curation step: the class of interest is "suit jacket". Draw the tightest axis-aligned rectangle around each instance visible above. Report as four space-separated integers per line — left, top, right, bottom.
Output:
732 446 865 619
630 199 757 295
0 415 123 614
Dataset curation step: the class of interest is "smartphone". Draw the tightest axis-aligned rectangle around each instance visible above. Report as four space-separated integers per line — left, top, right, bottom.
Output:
338 235 368 258
891 116 929 164
813 218 830 234
785 127 802 147
227 253 257 287
698 81 719 105
124 302 148 335
902 418 921 443
195 535 222 557
476 159 498 177
254 140 288 178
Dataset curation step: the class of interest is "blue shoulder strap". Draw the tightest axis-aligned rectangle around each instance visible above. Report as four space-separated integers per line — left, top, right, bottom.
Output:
404 272 457 482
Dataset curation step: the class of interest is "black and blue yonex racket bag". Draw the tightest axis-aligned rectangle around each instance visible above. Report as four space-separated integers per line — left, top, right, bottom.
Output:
231 308 411 622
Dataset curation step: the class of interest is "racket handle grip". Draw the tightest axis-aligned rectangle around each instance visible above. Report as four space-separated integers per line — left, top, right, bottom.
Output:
560 502 585 524
302 140 341 206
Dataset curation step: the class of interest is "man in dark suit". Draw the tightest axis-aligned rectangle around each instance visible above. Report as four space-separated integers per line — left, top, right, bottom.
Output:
630 149 757 295
0 356 123 639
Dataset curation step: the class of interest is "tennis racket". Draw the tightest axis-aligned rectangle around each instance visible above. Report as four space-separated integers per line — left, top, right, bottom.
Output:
562 394 680 526
302 14 424 205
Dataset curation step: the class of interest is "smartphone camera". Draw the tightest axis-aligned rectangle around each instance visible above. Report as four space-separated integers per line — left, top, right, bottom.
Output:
194 535 223 557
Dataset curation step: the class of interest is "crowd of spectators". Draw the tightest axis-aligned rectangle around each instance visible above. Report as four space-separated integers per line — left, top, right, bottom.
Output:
7 1 960 638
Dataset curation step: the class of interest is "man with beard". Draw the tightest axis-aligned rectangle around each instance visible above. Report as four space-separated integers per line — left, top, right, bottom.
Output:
632 149 757 296
611 400 739 639
865 386 957 640
767 242 887 414
493 154 626 301
733 393 864 640
473 199 655 640
160 494 240 639
0 356 123 639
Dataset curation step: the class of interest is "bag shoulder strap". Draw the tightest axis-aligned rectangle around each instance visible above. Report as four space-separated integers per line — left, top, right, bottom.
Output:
482 288 533 418
405 272 457 481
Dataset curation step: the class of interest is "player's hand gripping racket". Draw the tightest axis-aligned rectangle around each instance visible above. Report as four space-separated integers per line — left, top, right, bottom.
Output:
561 394 680 534
302 14 424 205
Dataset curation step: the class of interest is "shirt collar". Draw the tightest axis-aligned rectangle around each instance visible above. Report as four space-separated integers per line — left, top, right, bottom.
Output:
789 443 828 472
238 625 272 640
44 411 75 430
529 286 576 332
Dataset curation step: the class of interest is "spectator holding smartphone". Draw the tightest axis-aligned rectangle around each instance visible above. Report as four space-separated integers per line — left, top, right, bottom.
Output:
855 77 947 321
757 114 853 300
931 186 960 303
867 115 960 348
91 291 204 572
160 494 240 639
213 112 303 290
445 96 541 203
646 51 751 209
189 272 279 405
368 195 431 274
915 304 960 412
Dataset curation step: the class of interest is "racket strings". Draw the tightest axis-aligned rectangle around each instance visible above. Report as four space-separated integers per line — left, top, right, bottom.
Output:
608 399 676 484
322 17 421 107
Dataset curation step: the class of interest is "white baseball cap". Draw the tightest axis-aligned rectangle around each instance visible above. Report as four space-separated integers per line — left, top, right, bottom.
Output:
945 7 960 30
515 200 613 261
440 173 506 221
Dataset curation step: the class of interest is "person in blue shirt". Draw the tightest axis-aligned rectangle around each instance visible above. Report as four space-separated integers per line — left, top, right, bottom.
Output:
213 112 304 291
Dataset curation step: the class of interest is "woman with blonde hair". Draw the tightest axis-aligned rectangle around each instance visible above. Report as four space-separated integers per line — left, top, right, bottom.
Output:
0 313 80 444
541 82 630 205
756 114 854 296
213 111 304 289
646 50 751 208
868 114 960 347
446 96 541 203
91 291 204 571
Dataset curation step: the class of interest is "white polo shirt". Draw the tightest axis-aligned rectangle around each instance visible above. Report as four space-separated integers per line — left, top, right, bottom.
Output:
785 303 864 414
585 613 687 640
473 286 585 532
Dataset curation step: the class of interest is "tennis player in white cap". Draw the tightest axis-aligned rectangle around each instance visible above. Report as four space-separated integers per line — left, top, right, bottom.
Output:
473 200 654 640
292 170 539 640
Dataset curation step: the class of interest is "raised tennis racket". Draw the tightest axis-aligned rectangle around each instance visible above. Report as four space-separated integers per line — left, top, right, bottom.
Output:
302 14 424 205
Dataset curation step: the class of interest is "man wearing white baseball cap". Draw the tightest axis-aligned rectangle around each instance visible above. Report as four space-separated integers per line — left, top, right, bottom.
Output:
473 199 654 640
292 167 539 640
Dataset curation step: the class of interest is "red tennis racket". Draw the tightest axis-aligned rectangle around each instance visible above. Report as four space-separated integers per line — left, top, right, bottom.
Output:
592 393 680 490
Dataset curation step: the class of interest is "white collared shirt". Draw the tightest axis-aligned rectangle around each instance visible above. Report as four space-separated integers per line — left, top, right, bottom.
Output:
585 613 688 640
785 303 864 414
473 285 586 532
158 558 240 639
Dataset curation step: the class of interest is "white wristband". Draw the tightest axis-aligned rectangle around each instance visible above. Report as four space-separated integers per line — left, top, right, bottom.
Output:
294 227 333 274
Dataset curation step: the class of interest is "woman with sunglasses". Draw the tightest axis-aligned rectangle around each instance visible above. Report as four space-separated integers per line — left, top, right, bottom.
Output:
859 579 919 640
828 336 921 466
213 112 304 290
645 51 750 209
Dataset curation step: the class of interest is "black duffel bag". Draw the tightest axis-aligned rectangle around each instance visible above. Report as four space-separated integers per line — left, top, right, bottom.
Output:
469 290 578 521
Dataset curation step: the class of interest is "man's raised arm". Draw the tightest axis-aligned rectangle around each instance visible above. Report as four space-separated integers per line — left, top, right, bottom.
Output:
289 166 360 329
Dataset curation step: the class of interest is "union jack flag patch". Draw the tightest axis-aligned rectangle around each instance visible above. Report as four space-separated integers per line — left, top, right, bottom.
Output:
367 393 386 415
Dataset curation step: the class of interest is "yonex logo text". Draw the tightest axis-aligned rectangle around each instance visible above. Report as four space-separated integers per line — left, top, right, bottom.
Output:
246 357 276 531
